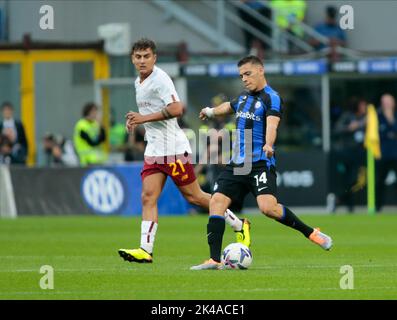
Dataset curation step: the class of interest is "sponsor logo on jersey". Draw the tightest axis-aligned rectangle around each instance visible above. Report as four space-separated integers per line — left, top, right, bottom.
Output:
138 101 151 108
235 111 261 121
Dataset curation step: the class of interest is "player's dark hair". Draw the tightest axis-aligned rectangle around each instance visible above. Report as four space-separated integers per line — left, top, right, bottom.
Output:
131 38 157 55
82 102 98 117
237 55 263 68
1 101 13 110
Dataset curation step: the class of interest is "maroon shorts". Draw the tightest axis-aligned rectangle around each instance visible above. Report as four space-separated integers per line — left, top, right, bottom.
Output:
141 154 197 186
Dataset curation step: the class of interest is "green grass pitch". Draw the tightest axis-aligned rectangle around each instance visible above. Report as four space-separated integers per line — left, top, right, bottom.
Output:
1 213 396 300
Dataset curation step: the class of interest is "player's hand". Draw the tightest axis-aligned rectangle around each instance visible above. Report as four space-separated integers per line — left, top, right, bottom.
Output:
125 111 134 120
199 107 214 120
199 108 208 120
126 111 146 125
125 118 136 133
262 144 274 158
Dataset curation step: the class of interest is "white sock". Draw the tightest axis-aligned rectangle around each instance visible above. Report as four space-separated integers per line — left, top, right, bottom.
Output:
140 220 158 254
224 209 243 231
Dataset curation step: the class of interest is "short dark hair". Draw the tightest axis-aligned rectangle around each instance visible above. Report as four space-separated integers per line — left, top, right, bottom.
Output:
1 101 13 110
326 6 337 19
131 38 157 55
237 55 263 68
82 102 97 117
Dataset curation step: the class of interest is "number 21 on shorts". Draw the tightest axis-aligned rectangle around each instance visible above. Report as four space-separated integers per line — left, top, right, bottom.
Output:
169 159 186 176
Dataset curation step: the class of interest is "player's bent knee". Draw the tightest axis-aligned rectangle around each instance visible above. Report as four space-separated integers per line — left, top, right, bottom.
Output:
209 193 230 212
141 190 159 206
209 196 217 208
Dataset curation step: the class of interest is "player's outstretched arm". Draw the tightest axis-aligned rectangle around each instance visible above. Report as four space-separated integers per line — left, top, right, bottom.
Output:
199 102 234 120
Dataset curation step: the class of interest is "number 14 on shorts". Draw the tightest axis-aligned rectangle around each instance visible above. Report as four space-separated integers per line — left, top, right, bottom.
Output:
254 172 267 191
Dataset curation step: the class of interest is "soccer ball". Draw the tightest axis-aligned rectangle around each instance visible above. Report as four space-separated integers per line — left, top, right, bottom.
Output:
221 243 253 269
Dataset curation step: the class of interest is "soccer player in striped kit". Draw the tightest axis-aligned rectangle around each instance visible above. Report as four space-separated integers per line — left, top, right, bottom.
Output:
191 56 333 270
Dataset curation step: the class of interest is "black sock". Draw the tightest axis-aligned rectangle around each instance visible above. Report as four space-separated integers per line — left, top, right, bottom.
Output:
276 206 314 238
207 215 225 262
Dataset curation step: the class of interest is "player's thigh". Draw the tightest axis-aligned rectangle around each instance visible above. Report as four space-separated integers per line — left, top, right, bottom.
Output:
210 192 232 216
249 165 277 198
141 172 167 202
214 169 249 212
167 157 197 187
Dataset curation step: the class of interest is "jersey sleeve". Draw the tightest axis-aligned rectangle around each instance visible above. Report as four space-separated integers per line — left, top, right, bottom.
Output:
230 92 245 112
156 74 180 106
265 92 283 118
229 97 239 112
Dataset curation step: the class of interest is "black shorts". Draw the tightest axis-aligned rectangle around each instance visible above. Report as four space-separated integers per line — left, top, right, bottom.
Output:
213 161 277 209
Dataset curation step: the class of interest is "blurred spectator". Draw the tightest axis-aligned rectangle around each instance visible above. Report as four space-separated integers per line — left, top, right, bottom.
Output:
193 93 237 213
285 87 322 147
199 93 235 162
0 102 28 165
237 0 272 57
109 109 127 152
310 6 347 61
376 94 397 212
328 98 367 212
108 108 129 163
43 133 79 167
73 102 107 166
270 0 307 53
124 125 145 162
0 134 25 164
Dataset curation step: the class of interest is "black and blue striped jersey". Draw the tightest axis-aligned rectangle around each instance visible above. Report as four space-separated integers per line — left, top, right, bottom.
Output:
229 85 283 167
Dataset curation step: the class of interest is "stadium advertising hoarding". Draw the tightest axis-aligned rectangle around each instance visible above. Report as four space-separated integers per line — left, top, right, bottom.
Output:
9 164 189 216
182 57 397 77
6 155 396 216
7 154 325 216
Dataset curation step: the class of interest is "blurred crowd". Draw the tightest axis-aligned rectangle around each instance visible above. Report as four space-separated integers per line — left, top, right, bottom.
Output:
328 94 397 213
237 1 347 61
